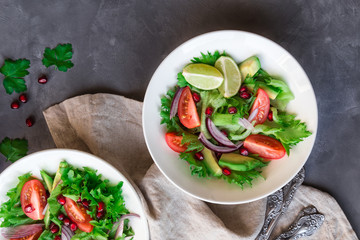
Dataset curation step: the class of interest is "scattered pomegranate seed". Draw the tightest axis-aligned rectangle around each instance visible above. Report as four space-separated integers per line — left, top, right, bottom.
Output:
240 86 247 92
25 117 34 127
82 199 90 208
205 107 213 116
11 101 20 109
228 107 237 114
54 236 61 240
222 168 231 176
50 223 59 234
96 211 104 219
240 148 249 156
70 223 77 232
195 152 204 161
57 195 66 205
24 204 34 213
268 111 273 121
58 213 65 221
38 76 47 84
19 94 27 103
240 92 251 99
221 130 228 137
97 202 105 212
63 218 71 226
192 92 201 103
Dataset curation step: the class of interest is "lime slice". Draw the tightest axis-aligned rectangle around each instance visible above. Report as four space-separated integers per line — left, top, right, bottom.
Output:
215 56 242 98
182 63 224 90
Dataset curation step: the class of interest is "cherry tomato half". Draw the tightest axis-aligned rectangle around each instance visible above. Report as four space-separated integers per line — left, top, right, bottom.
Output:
178 87 201 129
165 132 188 153
64 197 93 233
20 179 47 220
244 134 286 159
250 88 270 125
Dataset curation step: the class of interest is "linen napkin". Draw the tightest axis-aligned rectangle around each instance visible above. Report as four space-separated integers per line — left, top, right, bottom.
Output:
43 93 358 240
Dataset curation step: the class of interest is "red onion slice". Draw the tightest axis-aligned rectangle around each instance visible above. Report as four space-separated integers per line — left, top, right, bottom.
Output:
115 213 140 238
61 225 74 240
247 107 259 123
170 87 184 119
205 118 236 148
238 118 254 131
1 224 44 238
42 203 49 215
198 133 243 153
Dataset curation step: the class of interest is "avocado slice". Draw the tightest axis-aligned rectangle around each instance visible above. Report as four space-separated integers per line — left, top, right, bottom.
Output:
245 82 280 100
40 170 54 193
202 148 222 176
52 161 69 191
219 153 266 171
239 56 261 80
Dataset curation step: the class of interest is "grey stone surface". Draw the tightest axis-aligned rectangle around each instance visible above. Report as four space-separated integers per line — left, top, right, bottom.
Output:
0 0 359 237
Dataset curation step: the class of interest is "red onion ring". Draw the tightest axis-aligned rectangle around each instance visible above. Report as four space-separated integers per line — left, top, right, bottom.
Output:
115 213 140 238
61 225 74 240
1 224 44 238
198 133 243 153
205 118 236 147
238 118 254 131
170 87 184 119
247 107 259 123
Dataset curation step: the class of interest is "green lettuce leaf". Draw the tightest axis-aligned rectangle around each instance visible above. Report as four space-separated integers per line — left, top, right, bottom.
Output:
191 50 226 66
160 89 182 133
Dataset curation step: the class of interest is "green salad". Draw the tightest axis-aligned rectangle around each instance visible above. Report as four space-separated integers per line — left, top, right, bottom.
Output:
160 51 311 188
0 161 138 240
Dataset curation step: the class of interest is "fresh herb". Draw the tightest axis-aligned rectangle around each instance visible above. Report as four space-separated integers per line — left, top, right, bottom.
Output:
42 43 74 72
179 152 209 178
222 169 265 189
38 230 54 240
0 59 30 94
191 50 226 66
0 137 28 162
160 89 182 133
181 133 203 152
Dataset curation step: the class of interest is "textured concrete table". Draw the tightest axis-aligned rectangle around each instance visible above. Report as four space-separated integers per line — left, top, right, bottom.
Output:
0 0 359 237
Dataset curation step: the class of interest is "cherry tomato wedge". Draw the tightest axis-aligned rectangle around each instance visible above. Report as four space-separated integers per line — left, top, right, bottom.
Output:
178 86 201 129
165 132 188 153
20 179 47 220
244 134 286 159
64 197 93 233
250 88 270 125
11 230 42 240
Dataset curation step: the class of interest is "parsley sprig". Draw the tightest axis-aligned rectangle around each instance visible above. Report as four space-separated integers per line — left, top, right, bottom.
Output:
0 137 28 162
42 43 74 72
0 59 30 94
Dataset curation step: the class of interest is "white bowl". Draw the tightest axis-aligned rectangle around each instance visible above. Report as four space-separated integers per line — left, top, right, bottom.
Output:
142 30 317 204
0 149 149 239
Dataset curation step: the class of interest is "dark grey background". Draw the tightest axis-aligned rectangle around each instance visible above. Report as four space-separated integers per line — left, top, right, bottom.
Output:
0 0 359 237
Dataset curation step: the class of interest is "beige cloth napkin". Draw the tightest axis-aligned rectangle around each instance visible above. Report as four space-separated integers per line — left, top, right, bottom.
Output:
43 93 358 240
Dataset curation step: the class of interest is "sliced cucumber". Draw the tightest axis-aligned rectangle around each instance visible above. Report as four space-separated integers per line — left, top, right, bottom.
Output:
202 148 222 176
239 56 261 80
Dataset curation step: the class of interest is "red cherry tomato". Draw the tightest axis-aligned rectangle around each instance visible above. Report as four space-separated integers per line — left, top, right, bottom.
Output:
244 134 286 159
64 198 93 233
178 87 201 129
20 179 47 220
250 88 270 125
165 132 188 153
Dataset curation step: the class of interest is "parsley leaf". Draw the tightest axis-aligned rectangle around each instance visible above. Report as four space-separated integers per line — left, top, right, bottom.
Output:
42 43 74 72
0 137 28 162
222 169 265 189
181 133 204 152
160 89 182 133
0 59 30 94
191 50 227 66
179 152 209 178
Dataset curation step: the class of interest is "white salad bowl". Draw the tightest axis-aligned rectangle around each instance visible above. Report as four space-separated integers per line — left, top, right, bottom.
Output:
142 30 317 204
0 149 149 240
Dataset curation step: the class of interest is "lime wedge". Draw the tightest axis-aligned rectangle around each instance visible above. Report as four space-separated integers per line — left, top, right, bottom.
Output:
182 63 224 90
215 56 242 98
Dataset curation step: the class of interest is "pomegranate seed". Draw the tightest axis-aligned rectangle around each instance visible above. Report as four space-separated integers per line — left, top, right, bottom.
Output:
19 94 27 103
192 92 201 102
57 195 66 205
96 211 104 219
268 111 273 121
221 130 228 137
50 223 59 234
97 202 105 212
38 76 47 84
54 236 61 240
11 101 20 109
240 86 247 92
82 199 90 208
77 197 82 203
228 107 237 114
63 218 71 226
25 117 34 127
58 213 65 221
24 204 34 213
216 152 222 160
240 148 249 156
205 107 213 116
70 223 77 231
195 152 204 161
222 168 231 176
240 92 251 99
